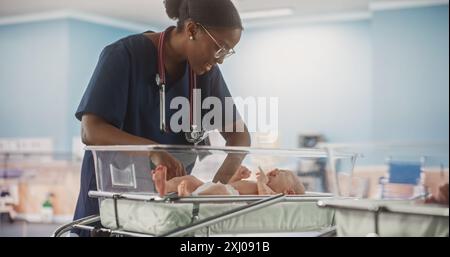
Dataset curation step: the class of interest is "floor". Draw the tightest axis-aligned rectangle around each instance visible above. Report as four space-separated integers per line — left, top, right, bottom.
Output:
0 215 63 237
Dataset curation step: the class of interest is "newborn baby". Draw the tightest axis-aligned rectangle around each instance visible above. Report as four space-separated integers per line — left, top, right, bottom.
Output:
152 165 305 197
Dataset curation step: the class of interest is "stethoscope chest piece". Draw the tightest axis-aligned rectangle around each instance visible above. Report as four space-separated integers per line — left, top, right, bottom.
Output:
185 125 207 145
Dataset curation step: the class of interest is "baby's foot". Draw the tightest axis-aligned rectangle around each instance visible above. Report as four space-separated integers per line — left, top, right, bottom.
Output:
152 165 167 196
177 180 192 197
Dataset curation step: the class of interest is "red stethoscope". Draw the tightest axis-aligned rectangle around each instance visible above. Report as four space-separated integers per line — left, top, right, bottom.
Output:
156 27 207 145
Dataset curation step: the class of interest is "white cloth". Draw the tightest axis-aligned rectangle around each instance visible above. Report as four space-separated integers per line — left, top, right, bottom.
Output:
191 182 240 196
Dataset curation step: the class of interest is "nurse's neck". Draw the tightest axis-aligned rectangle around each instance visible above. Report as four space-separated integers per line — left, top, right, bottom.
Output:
164 29 188 80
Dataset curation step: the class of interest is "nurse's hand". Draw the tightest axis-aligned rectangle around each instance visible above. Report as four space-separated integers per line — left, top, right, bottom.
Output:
150 151 186 179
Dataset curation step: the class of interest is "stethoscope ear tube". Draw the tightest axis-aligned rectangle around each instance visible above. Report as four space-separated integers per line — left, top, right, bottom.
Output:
155 73 166 133
159 83 166 133
156 27 207 144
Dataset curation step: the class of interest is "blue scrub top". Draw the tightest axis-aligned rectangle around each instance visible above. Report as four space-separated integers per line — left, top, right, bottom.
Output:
72 31 237 236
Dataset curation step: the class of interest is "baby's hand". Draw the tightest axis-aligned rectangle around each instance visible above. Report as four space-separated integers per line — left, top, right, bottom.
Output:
256 171 269 184
228 166 252 183
235 166 251 180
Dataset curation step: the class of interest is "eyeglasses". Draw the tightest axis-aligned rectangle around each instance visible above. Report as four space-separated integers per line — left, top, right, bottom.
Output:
197 23 236 60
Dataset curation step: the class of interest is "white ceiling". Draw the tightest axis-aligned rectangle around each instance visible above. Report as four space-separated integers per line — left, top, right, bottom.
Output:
0 0 447 28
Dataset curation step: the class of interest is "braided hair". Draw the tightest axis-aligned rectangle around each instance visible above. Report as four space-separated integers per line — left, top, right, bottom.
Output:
164 0 243 30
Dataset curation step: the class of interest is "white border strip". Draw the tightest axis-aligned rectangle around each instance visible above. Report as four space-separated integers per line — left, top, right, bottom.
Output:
243 11 372 29
291 11 372 24
67 10 154 32
0 10 67 25
0 9 157 32
370 0 449 11
240 8 294 20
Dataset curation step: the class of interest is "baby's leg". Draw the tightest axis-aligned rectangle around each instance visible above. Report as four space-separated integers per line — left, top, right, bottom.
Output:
152 165 203 196
169 175 203 188
178 180 196 197
152 165 167 196
168 175 203 194
178 179 216 197
197 184 231 196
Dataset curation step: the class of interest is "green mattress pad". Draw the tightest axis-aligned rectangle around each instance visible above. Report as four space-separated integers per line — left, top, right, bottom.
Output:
99 198 335 236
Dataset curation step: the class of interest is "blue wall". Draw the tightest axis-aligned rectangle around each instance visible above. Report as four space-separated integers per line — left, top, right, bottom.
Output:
0 19 135 151
372 5 449 142
221 4 449 147
221 20 373 147
66 19 138 148
0 20 69 150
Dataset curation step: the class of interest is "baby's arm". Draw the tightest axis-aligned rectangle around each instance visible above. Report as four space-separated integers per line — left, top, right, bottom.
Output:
256 171 276 195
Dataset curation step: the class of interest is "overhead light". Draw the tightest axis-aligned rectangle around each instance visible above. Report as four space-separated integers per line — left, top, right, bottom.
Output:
240 8 294 20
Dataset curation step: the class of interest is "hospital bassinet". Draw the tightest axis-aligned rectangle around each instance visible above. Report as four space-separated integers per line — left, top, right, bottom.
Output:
318 199 449 237
317 143 449 237
54 145 358 237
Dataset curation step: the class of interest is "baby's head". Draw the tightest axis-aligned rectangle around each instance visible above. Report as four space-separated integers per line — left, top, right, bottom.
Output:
266 169 305 195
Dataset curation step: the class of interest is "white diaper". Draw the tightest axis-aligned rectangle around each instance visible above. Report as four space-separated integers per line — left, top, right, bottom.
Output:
191 182 240 196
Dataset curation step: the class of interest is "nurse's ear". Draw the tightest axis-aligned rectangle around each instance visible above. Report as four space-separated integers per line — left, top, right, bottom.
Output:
185 21 199 41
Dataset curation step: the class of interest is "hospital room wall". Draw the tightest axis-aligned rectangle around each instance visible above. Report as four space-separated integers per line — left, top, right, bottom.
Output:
0 19 134 151
371 5 449 142
0 20 70 151
66 19 136 147
221 5 449 148
220 20 373 148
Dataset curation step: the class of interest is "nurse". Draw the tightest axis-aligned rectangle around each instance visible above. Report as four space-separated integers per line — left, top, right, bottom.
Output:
72 0 250 236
